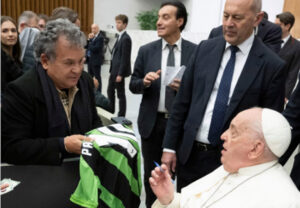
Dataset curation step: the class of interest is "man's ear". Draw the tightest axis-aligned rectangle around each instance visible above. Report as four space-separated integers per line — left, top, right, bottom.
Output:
177 18 184 29
40 54 50 70
254 11 264 27
248 140 264 159
19 22 27 33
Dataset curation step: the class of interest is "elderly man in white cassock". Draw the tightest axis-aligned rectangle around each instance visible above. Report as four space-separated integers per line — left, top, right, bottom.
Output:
150 108 300 208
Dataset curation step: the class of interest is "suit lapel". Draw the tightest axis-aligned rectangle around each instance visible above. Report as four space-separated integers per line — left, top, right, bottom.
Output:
181 39 189 66
153 39 162 90
280 36 293 55
223 37 264 125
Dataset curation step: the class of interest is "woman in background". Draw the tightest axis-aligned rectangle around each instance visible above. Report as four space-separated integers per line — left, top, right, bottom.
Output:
1 16 23 95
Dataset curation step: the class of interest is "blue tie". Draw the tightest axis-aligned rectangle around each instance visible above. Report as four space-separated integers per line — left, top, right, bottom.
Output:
207 45 239 146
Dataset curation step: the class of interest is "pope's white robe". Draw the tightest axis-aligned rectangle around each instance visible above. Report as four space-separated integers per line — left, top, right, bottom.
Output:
152 161 300 208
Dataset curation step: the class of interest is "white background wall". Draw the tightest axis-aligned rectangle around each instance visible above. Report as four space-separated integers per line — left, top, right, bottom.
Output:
94 0 161 31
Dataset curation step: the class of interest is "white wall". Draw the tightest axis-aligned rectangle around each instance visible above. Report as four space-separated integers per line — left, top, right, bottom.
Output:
261 0 285 22
94 0 161 31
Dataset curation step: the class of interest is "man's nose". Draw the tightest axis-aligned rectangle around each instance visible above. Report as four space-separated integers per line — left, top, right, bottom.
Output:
224 17 234 27
220 129 228 141
157 17 162 26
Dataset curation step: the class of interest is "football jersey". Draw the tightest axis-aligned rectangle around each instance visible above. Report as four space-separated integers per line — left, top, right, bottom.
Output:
70 124 142 208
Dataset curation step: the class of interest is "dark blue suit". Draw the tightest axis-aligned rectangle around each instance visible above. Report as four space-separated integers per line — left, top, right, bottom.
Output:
280 74 300 191
107 31 131 116
208 18 282 53
279 36 300 99
163 36 285 190
87 33 104 92
130 38 196 207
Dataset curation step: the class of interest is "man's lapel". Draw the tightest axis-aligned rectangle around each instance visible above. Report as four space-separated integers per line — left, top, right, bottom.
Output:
181 39 190 66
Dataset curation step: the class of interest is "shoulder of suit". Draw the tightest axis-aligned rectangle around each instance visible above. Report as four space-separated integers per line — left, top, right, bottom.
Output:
7 67 40 95
253 37 285 67
139 39 161 51
182 38 197 48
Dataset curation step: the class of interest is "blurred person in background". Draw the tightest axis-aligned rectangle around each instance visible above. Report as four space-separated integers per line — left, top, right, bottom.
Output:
18 11 39 72
275 11 300 101
37 14 49 31
50 7 80 27
1 16 23 95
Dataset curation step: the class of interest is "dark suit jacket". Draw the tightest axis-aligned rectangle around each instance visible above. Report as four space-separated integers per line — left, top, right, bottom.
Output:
87 33 104 67
110 31 132 77
280 74 300 190
1 69 102 165
208 18 282 53
129 38 197 138
279 36 300 98
163 36 285 165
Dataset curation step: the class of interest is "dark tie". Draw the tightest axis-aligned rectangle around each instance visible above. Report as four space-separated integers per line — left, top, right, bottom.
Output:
207 45 239 145
165 44 176 112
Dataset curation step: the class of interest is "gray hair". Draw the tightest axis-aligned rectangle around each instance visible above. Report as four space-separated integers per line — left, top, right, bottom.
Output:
34 18 86 61
18 11 38 27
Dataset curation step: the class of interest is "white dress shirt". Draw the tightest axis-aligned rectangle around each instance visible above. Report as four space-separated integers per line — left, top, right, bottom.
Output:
158 38 182 113
281 34 290 49
195 32 255 143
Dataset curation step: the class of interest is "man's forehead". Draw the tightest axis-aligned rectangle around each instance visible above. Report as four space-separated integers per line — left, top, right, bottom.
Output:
232 109 261 128
224 0 253 12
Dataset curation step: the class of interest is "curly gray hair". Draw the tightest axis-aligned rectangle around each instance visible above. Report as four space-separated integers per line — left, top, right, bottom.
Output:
34 18 86 61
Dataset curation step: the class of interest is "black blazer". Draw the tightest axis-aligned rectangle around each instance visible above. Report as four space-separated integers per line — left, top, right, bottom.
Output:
279 36 300 99
208 18 282 53
129 38 197 138
280 74 300 163
280 74 300 190
87 33 104 66
1 69 102 165
163 36 285 165
110 31 132 77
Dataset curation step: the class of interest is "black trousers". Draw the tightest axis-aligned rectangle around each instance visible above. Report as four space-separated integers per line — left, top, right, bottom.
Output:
88 63 102 92
141 113 168 208
107 74 126 116
176 142 222 192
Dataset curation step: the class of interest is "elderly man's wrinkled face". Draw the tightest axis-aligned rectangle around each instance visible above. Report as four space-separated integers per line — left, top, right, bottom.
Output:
220 111 259 173
91 24 99 35
41 36 85 89
222 0 262 45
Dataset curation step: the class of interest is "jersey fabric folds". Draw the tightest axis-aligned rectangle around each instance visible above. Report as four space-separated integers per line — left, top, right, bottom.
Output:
70 124 142 208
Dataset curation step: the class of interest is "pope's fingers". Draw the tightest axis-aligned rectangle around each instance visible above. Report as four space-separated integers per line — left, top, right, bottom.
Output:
149 177 157 186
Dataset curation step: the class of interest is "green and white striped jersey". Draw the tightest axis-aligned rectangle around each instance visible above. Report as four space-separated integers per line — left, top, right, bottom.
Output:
70 124 142 208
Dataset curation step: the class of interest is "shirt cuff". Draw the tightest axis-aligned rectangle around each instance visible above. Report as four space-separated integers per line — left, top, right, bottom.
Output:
163 148 176 153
